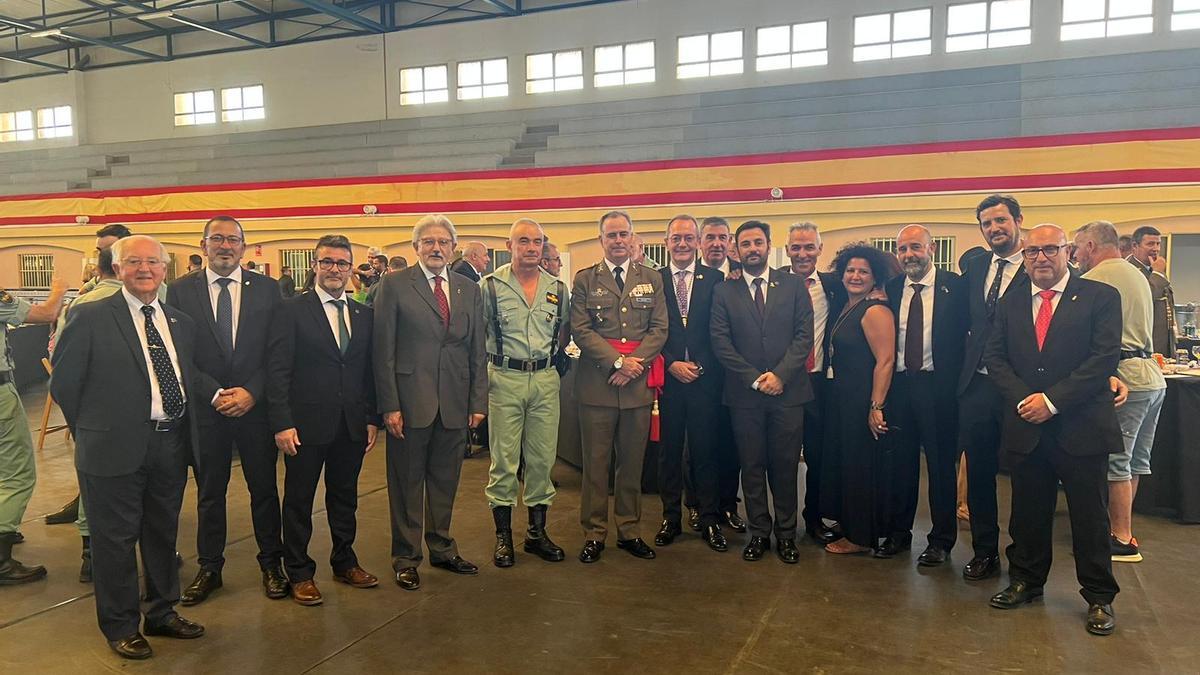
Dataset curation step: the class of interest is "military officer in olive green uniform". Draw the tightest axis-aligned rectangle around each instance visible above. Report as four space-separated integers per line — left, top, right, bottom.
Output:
1 278 68 585
571 210 668 563
482 218 569 568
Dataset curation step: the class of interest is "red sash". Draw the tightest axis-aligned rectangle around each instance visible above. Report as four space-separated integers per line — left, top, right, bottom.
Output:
606 339 665 440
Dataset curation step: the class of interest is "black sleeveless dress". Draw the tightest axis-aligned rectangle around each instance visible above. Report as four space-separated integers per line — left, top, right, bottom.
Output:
827 298 894 549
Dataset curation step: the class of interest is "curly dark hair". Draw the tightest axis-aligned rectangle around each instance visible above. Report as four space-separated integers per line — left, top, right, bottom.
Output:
830 242 897 290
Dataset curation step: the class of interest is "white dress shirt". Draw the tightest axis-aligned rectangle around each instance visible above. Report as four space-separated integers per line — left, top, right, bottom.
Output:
604 258 631 293
742 269 769 303
716 259 731 277
806 271 828 373
206 266 243 350
668 261 697 315
896 265 937 372
1027 273 1071 415
983 250 1025 303
122 288 186 421
419 261 452 312
314 285 352 350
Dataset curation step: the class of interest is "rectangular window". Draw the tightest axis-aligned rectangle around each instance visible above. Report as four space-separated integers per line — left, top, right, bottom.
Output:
854 8 933 61
457 58 509 100
35 106 73 139
19 254 55 289
594 41 655 87
221 85 265 122
400 64 449 105
870 236 957 271
174 90 216 126
0 110 35 142
279 249 311 291
641 243 668 268
947 0 1032 51
526 50 584 93
1061 0 1153 40
1173 0 1200 30
756 21 828 71
677 30 744 79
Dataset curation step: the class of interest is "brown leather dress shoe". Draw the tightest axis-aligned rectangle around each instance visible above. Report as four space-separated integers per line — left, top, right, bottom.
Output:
108 632 152 659
291 579 323 606
334 566 379 588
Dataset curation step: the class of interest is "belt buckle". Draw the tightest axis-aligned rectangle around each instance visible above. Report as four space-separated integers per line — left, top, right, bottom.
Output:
153 418 177 432
522 359 536 372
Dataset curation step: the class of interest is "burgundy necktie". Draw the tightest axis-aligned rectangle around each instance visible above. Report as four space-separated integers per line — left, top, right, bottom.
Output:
434 275 450 330
904 283 925 372
753 278 765 317
1034 289 1056 350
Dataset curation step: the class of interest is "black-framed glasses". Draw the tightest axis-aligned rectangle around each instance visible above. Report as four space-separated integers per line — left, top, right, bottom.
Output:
1022 245 1062 260
316 258 353 271
205 234 244 246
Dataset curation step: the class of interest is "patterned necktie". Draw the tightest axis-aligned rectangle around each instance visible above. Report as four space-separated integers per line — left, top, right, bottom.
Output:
613 265 625 292
141 305 185 419
215 277 234 354
805 277 816 371
675 270 690 321
905 283 925 373
433 275 450 330
985 258 1008 319
753 278 766 317
330 299 350 355
1034 289 1057 351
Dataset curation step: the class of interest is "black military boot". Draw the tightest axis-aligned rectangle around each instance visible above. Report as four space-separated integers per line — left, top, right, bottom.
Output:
524 505 565 562
492 506 515 568
0 532 47 585
80 536 93 583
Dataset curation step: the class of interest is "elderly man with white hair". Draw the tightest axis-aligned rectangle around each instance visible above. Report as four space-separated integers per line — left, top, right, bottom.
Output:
52 235 206 659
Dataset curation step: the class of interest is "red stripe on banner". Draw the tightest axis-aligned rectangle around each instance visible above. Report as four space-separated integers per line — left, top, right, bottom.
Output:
2 167 1197 227
0 125 1198 204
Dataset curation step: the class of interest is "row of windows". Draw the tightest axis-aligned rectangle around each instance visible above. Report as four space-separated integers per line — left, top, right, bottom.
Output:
399 0 1200 104
174 84 265 126
0 106 73 143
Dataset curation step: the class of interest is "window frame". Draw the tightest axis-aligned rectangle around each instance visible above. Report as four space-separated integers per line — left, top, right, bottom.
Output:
593 40 656 87
0 110 35 142
946 0 1033 52
755 21 829 71
676 30 745 79
220 84 266 122
1060 0 1154 41
853 8 934 62
457 57 509 100
525 49 585 94
400 64 451 106
173 90 217 127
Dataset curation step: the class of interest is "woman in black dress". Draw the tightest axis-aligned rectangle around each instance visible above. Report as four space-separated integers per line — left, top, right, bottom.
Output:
824 244 897 556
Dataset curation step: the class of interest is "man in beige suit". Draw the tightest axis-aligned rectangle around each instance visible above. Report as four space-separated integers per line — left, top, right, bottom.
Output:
571 210 668 563
374 214 487 591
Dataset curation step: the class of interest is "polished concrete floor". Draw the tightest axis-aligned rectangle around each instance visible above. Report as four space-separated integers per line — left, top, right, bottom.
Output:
3 383 1198 673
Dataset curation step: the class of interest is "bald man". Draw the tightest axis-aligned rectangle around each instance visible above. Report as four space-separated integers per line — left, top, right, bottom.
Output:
983 224 1121 636
452 242 489 283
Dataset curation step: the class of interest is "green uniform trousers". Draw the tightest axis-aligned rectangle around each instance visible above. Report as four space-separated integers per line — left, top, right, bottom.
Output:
485 366 560 507
0 381 36 535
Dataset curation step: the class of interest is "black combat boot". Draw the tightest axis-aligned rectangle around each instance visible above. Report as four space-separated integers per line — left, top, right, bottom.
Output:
523 505 565 562
80 536 93 583
492 506 515 568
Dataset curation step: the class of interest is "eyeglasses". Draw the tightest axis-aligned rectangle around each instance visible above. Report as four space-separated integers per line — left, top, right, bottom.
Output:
205 234 244 246
1022 245 1063 260
316 258 353 271
122 258 165 269
418 238 454 248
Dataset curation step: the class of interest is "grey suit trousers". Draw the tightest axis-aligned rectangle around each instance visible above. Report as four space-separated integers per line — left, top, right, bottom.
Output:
386 414 467 569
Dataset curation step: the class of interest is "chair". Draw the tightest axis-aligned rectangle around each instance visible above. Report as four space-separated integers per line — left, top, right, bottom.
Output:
36 357 68 450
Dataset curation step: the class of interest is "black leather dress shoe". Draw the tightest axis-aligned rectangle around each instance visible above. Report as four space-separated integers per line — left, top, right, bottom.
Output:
654 520 682 546
806 526 840 546
431 556 479 575
617 538 656 559
964 554 1001 581
180 570 222 606
262 565 290 599
395 567 420 590
743 536 769 561
687 507 701 532
989 581 1044 609
917 546 948 567
875 535 912 558
776 538 800 564
44 495 80 525
703 525 728 552
108 633 152 660
723 511 747 533
145 615 205 639
579 540 605 563
1086 603 1115 635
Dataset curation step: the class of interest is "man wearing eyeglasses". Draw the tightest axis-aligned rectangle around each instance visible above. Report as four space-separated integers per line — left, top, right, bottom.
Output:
167 215 287 606
983 224 1122 636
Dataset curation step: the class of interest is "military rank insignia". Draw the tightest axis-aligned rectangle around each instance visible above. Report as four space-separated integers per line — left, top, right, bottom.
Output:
546 292 559 305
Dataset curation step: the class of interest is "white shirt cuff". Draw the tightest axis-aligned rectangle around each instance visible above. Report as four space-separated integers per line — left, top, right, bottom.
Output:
1042 394 1058 415
210 388 224 406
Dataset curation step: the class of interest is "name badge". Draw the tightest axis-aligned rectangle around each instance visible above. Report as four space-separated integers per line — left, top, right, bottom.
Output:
633 296 654 307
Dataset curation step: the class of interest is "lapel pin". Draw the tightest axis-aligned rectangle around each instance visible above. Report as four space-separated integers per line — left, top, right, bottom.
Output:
169 317 177 323
244 280 250 286
769 281 777 288
456 288 462 295
696 274 704 280
1071 295 1078 301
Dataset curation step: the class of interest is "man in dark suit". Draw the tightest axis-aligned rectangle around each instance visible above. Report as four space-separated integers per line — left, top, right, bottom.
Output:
374 215 487 591
957 194 1029 581
52 235 206 659
168 215 287 605
883 225 968 564
654 215 727 552
1126 226 1177 357
278 266 297 299
267 235 381 606
711 220 814 564
451 241 488 283
983 224 1122 636
784 221 846 545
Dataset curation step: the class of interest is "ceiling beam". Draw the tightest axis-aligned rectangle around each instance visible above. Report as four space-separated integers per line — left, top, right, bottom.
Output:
290 0 384 32
0 54 71 73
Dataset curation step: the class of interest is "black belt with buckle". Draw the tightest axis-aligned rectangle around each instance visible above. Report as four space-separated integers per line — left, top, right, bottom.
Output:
149 417 185 432
1119 349 1151 360
0 371 12 385
488 354 551 372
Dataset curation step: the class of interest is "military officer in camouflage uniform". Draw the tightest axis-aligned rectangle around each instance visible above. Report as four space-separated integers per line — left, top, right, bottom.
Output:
1 278 68 585
571 210 668 563
482 218 569 568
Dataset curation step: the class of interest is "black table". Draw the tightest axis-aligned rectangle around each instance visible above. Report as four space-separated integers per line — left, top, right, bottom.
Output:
1134 375 1200 523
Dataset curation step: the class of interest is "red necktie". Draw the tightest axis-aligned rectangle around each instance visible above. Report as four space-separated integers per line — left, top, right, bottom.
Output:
805 277 816 371
434 275 450 330
1034 289 1056 350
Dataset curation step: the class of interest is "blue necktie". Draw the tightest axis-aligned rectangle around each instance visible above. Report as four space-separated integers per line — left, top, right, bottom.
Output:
215 277 234 355
141 305 185 419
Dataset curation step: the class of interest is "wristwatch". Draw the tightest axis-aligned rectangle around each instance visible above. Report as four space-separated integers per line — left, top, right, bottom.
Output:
869 401 886 411
613 356 625 370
